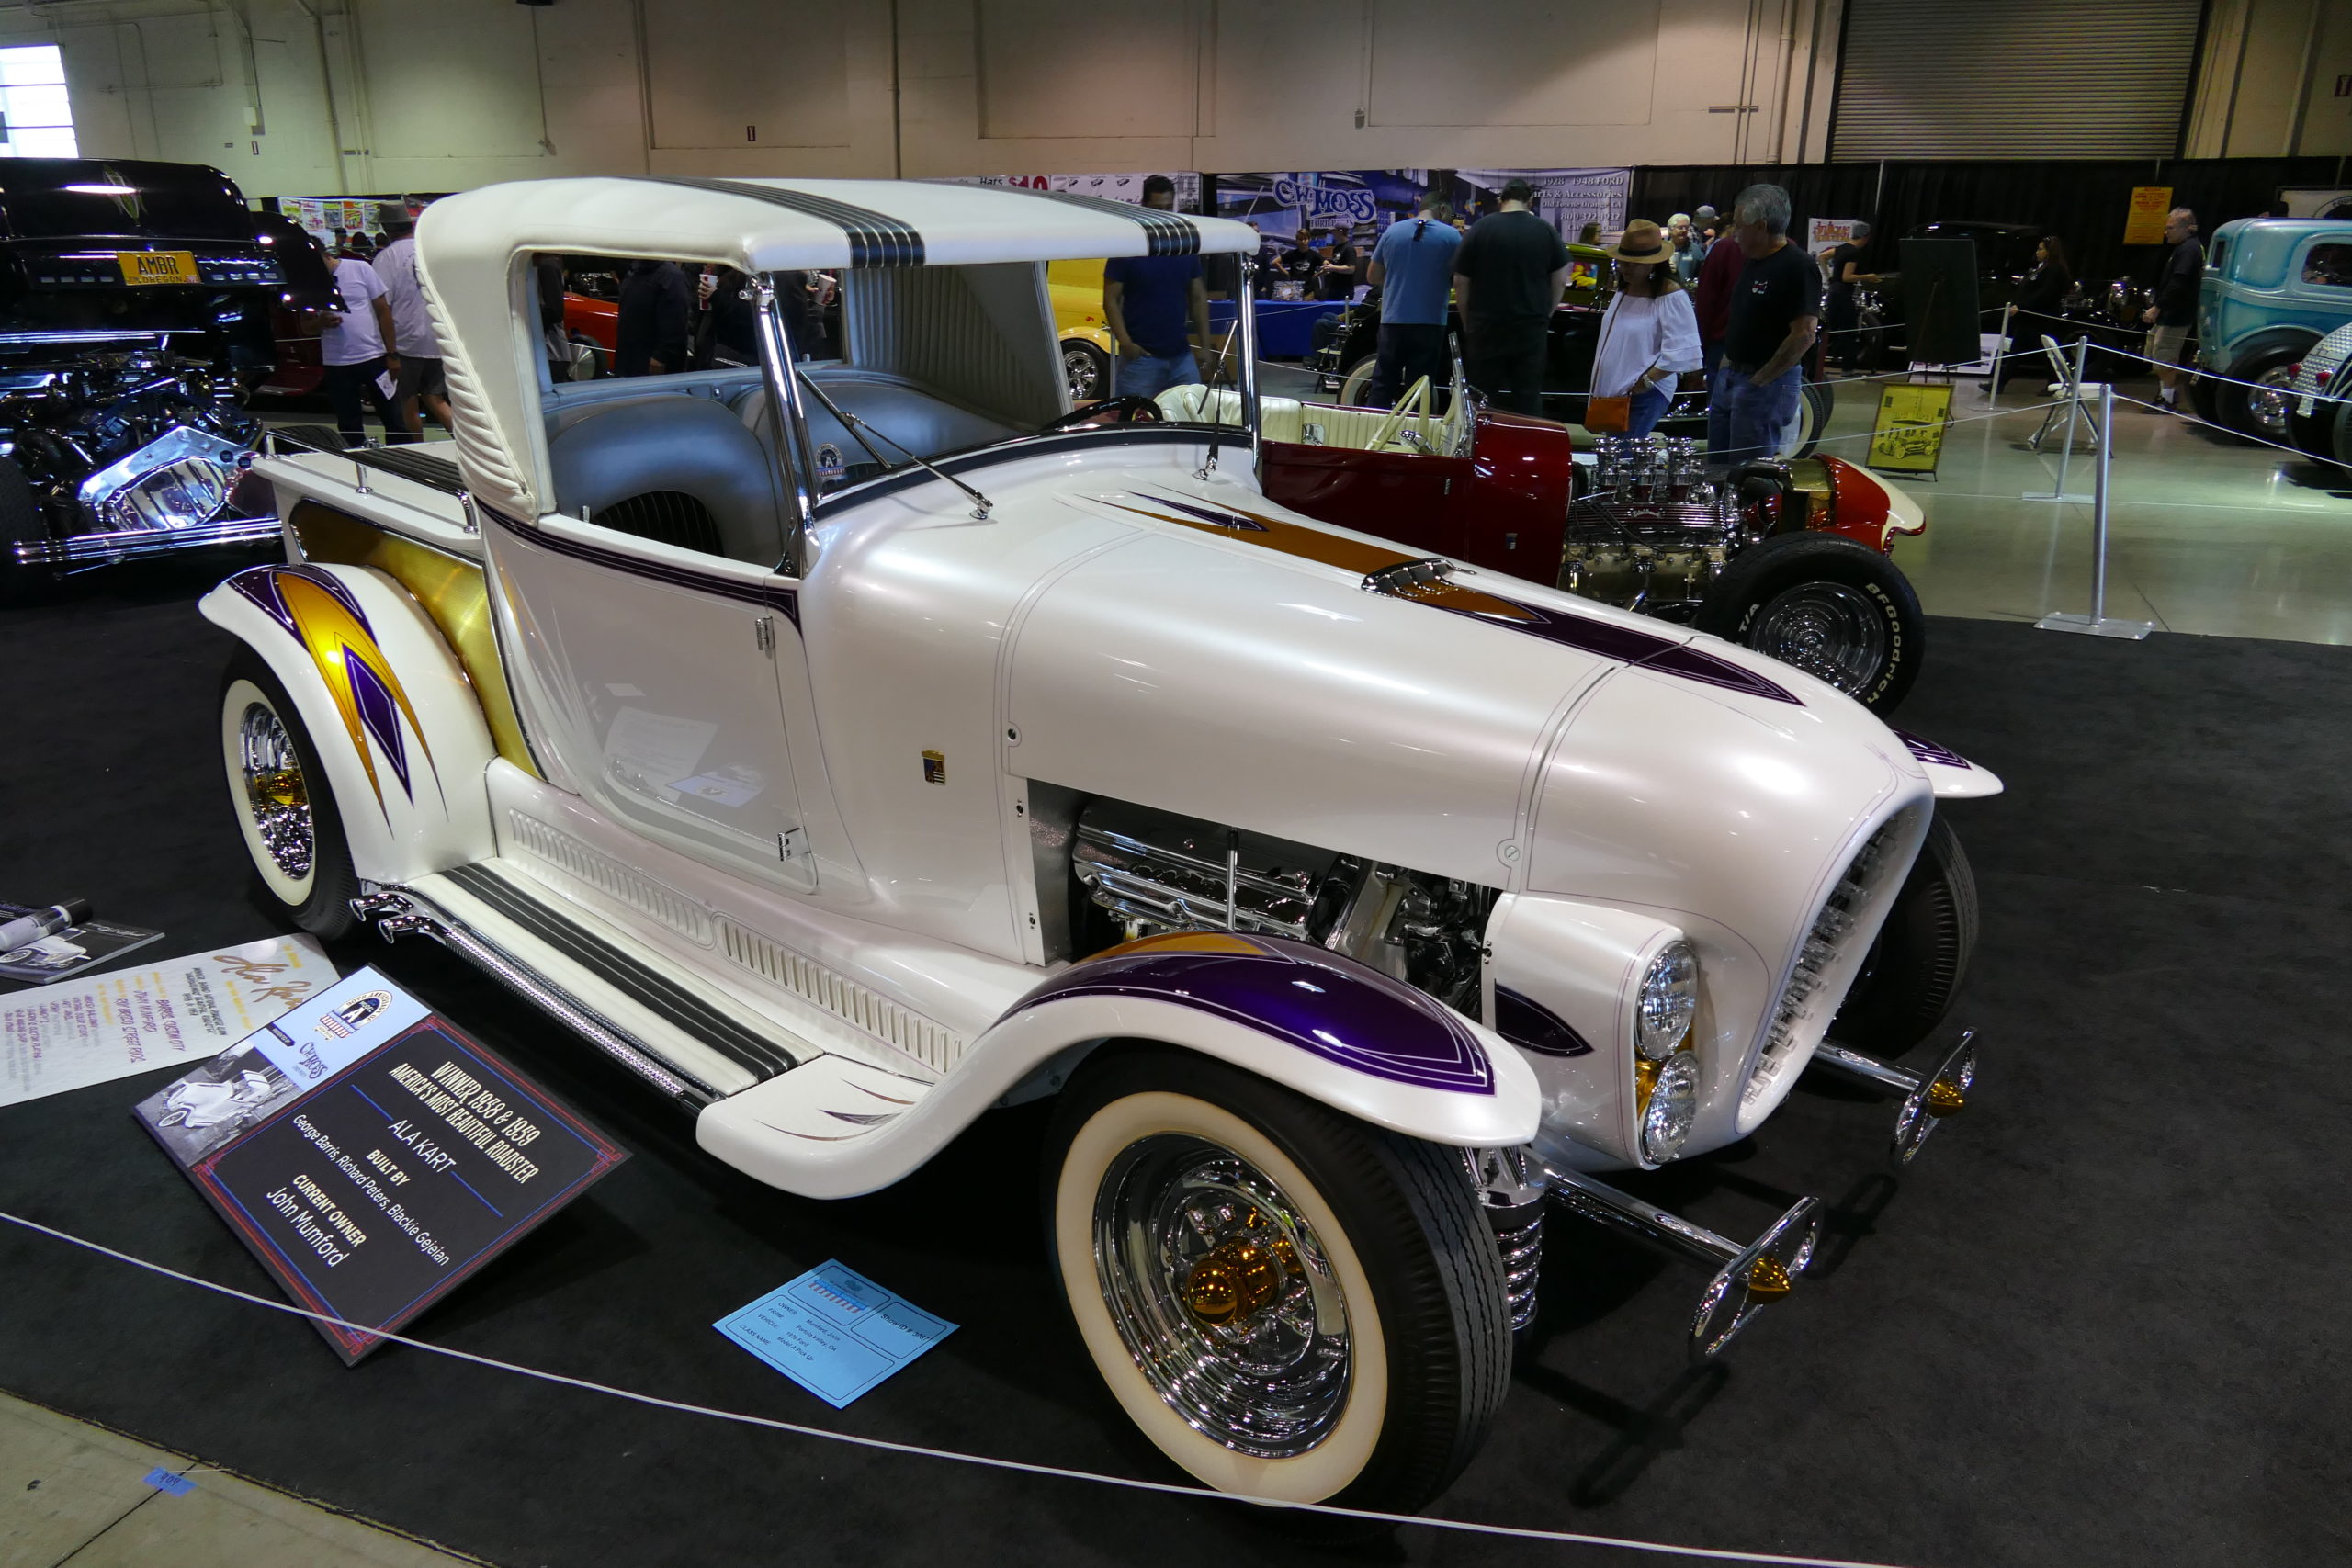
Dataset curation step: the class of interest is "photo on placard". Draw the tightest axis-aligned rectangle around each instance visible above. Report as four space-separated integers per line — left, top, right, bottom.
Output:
135 1043 300 1167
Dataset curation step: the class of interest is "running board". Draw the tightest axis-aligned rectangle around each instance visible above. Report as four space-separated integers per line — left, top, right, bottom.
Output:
353 882 747 1111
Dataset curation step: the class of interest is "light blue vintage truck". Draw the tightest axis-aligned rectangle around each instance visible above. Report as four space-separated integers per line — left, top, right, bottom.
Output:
2188 217 2352 439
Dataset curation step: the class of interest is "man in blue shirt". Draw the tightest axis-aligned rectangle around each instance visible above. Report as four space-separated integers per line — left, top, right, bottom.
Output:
1103 175 1210 400
1364 197 1464 406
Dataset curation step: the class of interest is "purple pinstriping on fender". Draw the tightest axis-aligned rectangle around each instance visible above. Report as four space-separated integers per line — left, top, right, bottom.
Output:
343 648 413 797
227 563 373 639
1437 594 1803 705
479 503 802 627
1493 986 1595 1057
1893 728 1972 770
1005 933 1495 1093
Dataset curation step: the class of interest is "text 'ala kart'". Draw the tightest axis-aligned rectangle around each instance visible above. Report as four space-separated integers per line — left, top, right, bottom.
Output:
212 176 1995 1513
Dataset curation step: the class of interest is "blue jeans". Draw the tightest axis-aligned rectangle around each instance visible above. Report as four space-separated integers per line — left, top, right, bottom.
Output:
1114 349 1198 400
1626 384 1671 438
1705 360 1735 456
1717 365 1803 466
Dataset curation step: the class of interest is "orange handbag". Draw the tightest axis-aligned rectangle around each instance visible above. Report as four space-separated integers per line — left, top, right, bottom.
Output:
1583 395 1631 434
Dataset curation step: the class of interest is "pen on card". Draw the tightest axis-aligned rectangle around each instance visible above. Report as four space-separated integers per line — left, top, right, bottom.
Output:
0 899 91 952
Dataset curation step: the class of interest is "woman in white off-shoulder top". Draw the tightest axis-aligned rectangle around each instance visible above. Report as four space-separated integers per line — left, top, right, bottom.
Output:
1589 219 1704 438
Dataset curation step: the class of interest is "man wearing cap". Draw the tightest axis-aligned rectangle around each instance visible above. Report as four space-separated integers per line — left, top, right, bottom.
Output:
1589 220 1702 438
1364 196 1464 406
370 202 449 438
1693 205 1722 253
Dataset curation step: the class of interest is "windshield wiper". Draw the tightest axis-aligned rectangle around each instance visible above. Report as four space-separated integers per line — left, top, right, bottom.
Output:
792 367 994 521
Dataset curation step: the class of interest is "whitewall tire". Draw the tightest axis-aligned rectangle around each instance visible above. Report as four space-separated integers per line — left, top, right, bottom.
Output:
220 650 357 940
1046 1049 1509 1511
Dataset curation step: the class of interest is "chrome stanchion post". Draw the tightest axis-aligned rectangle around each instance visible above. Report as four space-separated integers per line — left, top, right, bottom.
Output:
2037 378 2154 640
1989 301 2014 397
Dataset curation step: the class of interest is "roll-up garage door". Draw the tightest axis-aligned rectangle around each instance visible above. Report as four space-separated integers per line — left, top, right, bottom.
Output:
1831 0 2206 160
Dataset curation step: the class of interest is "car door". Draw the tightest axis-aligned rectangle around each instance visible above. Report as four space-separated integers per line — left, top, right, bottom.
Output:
484 509 819 893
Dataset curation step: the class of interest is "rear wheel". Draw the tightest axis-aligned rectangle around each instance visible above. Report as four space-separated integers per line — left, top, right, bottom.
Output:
1697 531 1925 711
1062 339 1111 402
1047 1048 1509 1509
1833 815 1978 1056
220 649 358 940
2214 344 2307 441
1792 379 1834 458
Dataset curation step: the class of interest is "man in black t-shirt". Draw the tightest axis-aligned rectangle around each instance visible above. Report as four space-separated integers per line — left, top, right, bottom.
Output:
2138 209 2201 412
1715 184 1820 465
1452 180 1571 416
1280 229 1320 292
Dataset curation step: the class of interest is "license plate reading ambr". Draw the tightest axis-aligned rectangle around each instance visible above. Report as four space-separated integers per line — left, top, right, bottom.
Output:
118 251 198 286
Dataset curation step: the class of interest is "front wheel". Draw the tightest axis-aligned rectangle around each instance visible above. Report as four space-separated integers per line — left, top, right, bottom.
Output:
1047 1048 1508 1509
1697 531 1925 711
0 454 53 605
2215 344 2306 441
1061 339 1110 402
1832 815 1978 1056
220 649 358 939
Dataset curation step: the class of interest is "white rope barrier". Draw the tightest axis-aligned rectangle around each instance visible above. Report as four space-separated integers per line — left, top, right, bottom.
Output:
0 1207 1926 1568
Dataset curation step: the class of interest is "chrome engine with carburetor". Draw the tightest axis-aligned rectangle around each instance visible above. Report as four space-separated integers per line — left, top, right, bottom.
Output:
1558 434 1931 713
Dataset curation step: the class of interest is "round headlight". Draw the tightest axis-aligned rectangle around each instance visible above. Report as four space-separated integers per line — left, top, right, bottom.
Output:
1641 1052 1699 1164
1635 941 1698 1060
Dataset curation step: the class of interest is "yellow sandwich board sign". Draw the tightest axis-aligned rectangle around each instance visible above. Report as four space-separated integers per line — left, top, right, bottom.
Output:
2124 186 2174 246
1868 383 1953 476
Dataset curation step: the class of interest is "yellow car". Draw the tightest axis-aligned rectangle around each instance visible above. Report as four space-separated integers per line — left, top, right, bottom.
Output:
1048 258 1114 400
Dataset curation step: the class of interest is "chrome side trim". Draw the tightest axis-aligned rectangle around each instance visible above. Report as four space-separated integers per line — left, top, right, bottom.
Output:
1541 1161 1821 1361
13 513 281 565
352 885 722 1110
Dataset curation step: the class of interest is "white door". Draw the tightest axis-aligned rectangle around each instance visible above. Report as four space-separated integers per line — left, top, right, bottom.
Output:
484 512 818 892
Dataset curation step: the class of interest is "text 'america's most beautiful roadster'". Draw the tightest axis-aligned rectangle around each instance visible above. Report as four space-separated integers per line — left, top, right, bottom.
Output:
210 177 1995 1513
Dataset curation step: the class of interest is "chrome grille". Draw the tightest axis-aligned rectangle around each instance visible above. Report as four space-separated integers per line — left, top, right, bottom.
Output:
2290 322 2352 401
1741 816 1910 1116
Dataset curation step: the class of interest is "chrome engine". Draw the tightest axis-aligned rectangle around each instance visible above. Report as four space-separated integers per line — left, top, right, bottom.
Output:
1560 436 1789 616
1069 797 1494 1014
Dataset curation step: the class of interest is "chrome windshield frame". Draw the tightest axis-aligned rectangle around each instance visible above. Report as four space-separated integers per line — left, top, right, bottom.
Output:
1238 256 1263 461
753 279 820 575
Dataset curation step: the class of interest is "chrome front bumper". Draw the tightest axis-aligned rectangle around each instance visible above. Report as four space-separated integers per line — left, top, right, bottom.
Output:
1513 1031 1979 1361
13 513 281 566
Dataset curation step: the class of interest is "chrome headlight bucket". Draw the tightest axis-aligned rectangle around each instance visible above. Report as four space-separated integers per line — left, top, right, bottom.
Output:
1636 940 1698 1059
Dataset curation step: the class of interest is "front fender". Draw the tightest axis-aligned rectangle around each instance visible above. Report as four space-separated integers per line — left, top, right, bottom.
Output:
986 932 1542 1148
201 562 496 884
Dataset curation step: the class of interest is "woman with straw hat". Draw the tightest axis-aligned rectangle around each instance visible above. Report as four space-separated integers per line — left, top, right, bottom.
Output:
1589 218 1702 438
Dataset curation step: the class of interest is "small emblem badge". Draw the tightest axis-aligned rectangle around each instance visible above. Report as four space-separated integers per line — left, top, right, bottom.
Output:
922 750 946 785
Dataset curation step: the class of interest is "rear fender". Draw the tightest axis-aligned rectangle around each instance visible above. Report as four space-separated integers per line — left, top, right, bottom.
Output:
978 932 1542 1148
201 562 497 883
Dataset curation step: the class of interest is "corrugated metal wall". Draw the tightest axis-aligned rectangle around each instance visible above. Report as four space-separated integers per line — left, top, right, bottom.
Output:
1831 0 2209 161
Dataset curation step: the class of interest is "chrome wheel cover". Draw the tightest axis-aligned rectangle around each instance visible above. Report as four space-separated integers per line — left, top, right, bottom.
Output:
2249 365 2297 438
1092 1134 1351 1458
1747 581 1888 694
238 702 314 880
1064 345 1102 400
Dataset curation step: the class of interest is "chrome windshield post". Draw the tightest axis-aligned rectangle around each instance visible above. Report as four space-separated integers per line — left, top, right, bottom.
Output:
1237 256 1263 466
753 279 821 575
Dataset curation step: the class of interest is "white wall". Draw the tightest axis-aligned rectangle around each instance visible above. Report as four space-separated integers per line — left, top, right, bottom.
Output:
2185 0 2352 159
0 0 1844 196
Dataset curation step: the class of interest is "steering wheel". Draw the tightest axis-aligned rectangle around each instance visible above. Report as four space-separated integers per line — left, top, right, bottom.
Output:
1364 375 1432 453
1038 395 1166 433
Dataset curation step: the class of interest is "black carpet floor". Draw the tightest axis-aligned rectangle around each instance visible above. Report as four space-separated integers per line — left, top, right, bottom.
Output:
3 558 2347 1567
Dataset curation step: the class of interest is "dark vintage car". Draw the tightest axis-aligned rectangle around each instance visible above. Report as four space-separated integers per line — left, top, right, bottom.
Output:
0 157 302 598
1156 379 1929 711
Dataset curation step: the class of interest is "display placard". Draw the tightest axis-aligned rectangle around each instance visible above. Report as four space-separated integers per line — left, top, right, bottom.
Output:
1867 383 1954 477
2123 186 2175 246
136 969 627 1362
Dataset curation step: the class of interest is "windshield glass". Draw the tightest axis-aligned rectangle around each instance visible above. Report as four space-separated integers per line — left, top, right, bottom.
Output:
752 268 1250 502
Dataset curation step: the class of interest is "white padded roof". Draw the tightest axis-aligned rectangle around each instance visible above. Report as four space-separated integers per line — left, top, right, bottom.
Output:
414 176 1256 519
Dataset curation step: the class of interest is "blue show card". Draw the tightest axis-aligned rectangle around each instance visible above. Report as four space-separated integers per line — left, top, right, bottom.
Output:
715 1260 956 1408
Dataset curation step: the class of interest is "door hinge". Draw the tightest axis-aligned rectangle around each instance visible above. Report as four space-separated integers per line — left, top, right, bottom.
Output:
778 827 808 863
753 615 775 655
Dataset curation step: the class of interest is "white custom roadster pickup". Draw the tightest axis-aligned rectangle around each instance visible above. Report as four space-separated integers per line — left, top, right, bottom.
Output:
209 177 1998 1512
